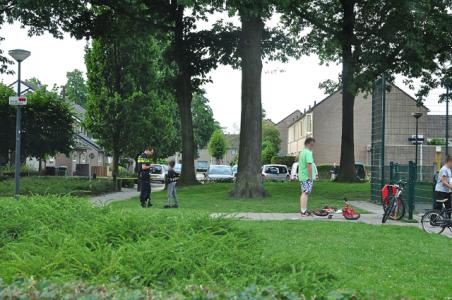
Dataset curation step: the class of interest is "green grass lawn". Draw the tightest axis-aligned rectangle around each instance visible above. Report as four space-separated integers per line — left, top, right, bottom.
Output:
0 195 451 299
237 221 452 299
0 176 115 197
112 181 371 213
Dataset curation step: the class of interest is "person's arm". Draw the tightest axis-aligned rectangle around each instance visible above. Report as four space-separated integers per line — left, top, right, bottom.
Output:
440 175 452 189
307 163 312 180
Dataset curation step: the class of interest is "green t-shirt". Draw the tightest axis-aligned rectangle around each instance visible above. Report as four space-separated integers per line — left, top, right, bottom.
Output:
299 148 314 181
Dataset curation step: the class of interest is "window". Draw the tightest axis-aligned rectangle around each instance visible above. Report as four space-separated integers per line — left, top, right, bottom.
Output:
306 115 312 133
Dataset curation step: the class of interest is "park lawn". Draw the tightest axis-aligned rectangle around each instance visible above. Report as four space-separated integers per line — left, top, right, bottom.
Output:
0 176 115 197
111 181 371 213
236 220 452 299
1 196 451 299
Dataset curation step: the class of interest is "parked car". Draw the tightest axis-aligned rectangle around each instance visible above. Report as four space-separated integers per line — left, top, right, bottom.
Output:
205 165 234 182
262 164 289 181
196 160 209 172
150 164 167 184
290 162 299 181
232 165 238 178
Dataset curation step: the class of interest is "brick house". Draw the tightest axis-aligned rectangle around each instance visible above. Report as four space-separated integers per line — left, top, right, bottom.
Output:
287 83 450 167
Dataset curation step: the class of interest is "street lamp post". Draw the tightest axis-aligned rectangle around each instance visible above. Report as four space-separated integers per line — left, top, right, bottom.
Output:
412 112 423 167
9 49 31 200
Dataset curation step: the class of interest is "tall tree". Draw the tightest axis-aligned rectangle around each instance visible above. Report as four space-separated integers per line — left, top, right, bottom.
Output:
208 129 227 164
282 0 452 181
64 69 88 107
192 90 220 157
85 18 177 185
0 83 75 169
262 120 281 164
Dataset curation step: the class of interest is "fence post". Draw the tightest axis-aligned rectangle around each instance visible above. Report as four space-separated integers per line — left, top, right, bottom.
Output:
389 162 393 184
407 161 417 220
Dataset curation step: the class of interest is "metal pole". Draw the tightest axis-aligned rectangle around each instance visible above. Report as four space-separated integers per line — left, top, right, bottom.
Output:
415 117 419 167
14 61 22 200
446 86 449 157
380 74 386 188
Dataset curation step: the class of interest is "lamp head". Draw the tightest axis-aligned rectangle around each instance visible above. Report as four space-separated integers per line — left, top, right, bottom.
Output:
8 49 31 62
412 112 423 119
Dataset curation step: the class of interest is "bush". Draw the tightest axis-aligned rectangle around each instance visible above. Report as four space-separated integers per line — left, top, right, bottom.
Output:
0 177 115 196
119 178 136 188
271 156 296 167
0 196 335 296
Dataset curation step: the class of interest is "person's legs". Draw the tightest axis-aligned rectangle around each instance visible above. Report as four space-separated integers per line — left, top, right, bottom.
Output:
300 192 308 213
165 183 174 208
299 180 313 214
140 181 151 207
172 184 179 207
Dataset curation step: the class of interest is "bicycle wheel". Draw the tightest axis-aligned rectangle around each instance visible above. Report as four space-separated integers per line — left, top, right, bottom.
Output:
389 197 405 220
421 210 445 234
313 208 329 217
382 197 395 223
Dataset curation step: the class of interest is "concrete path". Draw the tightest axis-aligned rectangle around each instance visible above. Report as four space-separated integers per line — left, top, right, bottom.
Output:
91 183 165 207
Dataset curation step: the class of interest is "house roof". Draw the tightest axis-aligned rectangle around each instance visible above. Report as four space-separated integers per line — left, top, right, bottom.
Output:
8 80 40 96
276 109 302 126
74 133 103 152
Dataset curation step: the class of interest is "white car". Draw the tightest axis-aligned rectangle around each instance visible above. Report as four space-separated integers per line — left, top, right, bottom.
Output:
290 162 299 181
205 165 234 182
150 164 168 184
262 164 290 181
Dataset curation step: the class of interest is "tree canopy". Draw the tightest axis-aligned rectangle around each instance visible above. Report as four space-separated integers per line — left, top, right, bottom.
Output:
208 129 227 163
262 120 281 164
64 69 88 107
0 83 75 167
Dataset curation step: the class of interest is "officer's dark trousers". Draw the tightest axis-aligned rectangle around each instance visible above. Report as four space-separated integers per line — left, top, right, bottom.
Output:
140 180 151 207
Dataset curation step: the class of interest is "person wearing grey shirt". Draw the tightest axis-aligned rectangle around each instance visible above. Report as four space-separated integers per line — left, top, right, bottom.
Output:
434 156 452 211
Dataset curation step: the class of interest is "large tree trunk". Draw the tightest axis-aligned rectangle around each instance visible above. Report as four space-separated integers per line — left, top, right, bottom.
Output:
174 4 197 186
231 15 266 198
337 0 357 182
112 148 120 190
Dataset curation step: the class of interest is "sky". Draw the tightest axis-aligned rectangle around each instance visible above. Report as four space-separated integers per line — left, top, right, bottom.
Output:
0 22 447 133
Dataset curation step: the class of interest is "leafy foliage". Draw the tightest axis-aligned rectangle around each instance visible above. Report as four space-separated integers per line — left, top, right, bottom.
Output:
192 90 220 157
271 156 296 168
84 22 178 178
64 69 88 107
0 84 75 165
262 120 281 164
208 129 227 162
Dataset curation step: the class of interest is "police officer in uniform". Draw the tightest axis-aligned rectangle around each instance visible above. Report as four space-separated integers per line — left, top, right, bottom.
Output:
137 146 154 207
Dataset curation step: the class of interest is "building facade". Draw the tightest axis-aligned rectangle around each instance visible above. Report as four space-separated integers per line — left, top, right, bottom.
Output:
287 84 447 167
275 110 302 156
196 134 240 166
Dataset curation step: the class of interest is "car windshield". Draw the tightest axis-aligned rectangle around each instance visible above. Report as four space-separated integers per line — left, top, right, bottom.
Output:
151 165 163 174
197 161 208 169
264 166 287 174
209 166 232 175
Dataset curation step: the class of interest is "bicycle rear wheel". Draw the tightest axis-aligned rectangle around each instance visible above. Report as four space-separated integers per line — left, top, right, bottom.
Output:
421 210 445 234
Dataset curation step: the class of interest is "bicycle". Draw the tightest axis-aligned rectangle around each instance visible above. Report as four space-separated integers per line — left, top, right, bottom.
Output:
421 200 452 234
313 198 361 220
381 180 406 223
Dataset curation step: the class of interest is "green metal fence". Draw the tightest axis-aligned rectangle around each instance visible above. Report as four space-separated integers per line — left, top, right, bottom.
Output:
370 76 386 203
388 161 435 219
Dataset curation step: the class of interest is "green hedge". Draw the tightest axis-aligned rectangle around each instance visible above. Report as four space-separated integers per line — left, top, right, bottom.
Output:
0 177 115 196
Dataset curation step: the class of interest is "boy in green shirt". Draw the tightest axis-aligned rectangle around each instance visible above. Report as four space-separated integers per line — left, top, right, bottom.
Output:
298 137 316 216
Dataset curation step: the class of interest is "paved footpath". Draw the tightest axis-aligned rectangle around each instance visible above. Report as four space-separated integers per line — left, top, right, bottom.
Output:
212 201 452 238
91 184 165 207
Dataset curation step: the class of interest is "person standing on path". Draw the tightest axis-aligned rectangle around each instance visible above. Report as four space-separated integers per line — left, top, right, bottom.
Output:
164 160 179 208
434 155 452 211
137 146 154 208
299 137 316 217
